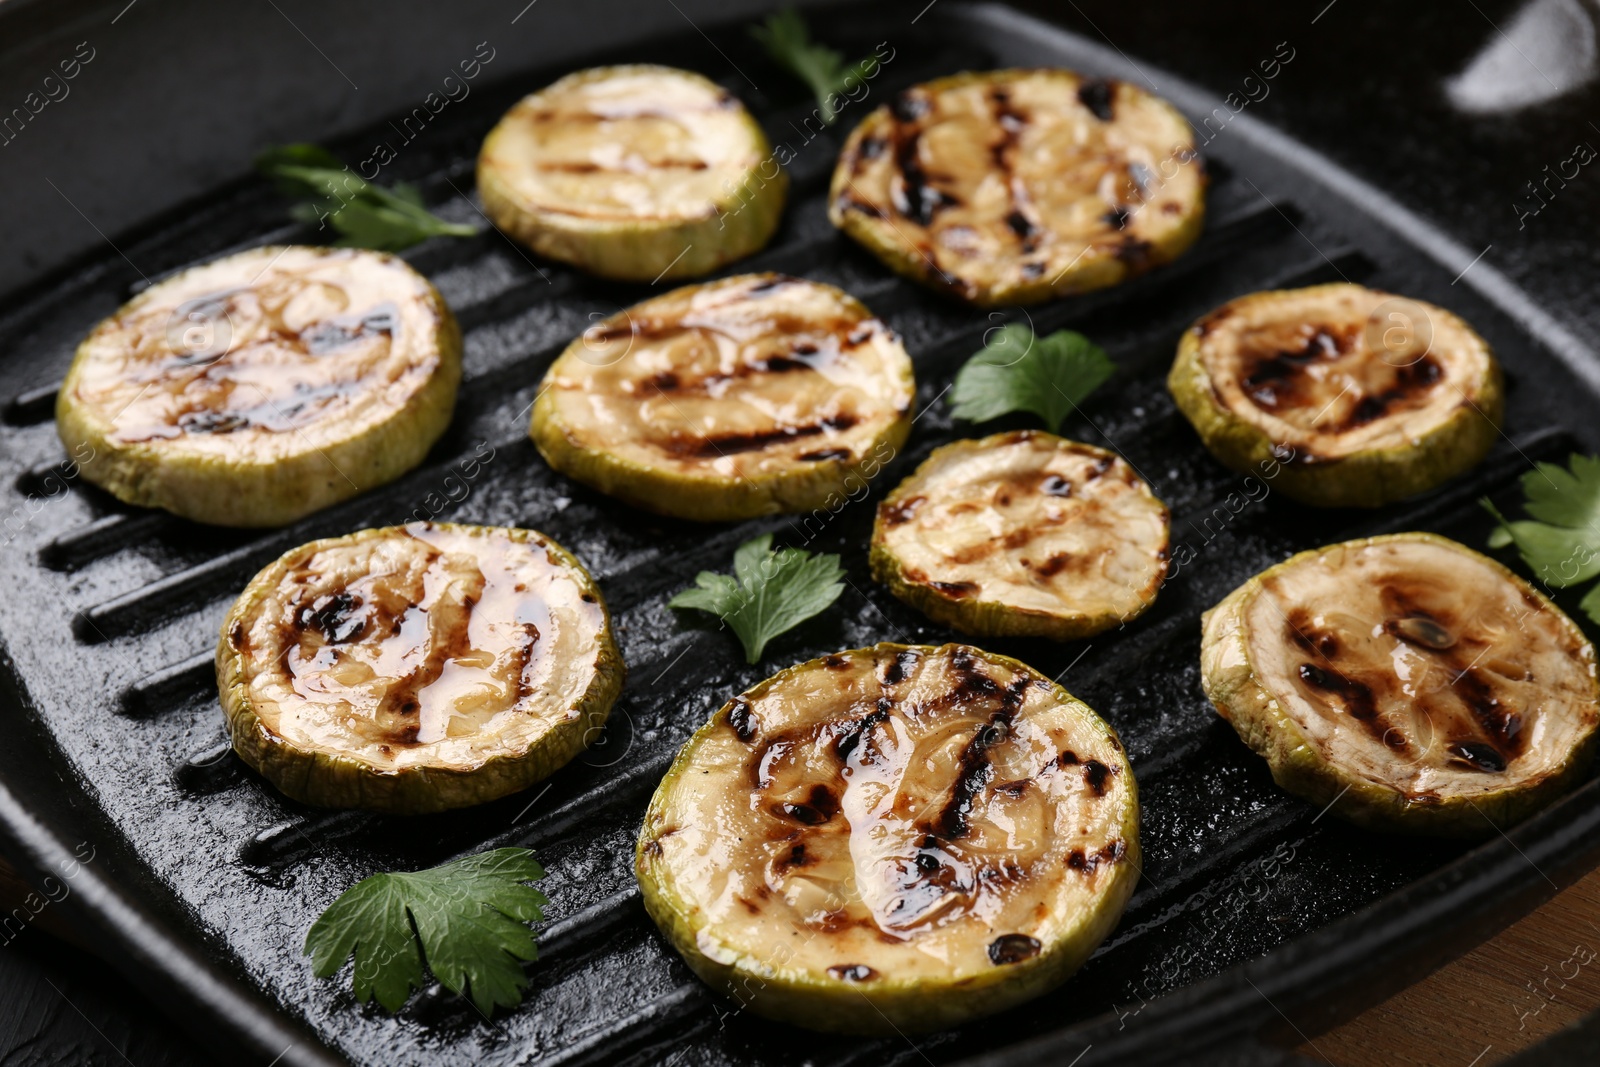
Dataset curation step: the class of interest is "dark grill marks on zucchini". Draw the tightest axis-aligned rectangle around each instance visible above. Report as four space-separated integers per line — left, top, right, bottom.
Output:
728 697 758 742
989 87 1042 256
1237 318 1447 433
1451 667 1525 765
777 784 839 825
879 495 926 526
666 414 860 458
882 649 922 686
295 591 366 645
988 933 1042 964
890 127 958 227
1082 759 1113 796
1285 597 1531 770
870 89 960 278
1076 77 1116 121
1342 357 1443 430
300 305 397 356
1066 838 1125 873
1240 327 1349 411
933 675 1031 840
927 578 980 598
833 700 891 762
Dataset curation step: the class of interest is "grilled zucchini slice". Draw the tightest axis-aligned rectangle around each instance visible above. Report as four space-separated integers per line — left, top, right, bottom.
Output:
828 69 1205 307
871 432 1169 640
1201 532 1600 835
637 642 1139 1034
56 245 461 527
1168 284 1504 507
478 65 785 282
531 273 914 521
218 522 623 814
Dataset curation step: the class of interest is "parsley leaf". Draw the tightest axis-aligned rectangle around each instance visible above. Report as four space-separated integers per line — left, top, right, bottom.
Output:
750 8 879 124
1483 454 1600 623
948 323 1116 432
257 143 479 252
304 848 547 1016
669 534 846 662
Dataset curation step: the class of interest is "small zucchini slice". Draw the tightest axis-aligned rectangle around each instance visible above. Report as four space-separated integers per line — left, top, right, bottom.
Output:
1201 532 1600 836
531 273 915 521
637 642 1139 1034
1168 283 1504 507
218 522 623 814
828 69 1205 307
871 432 1169 640
57 245 461 527
478 65 786 282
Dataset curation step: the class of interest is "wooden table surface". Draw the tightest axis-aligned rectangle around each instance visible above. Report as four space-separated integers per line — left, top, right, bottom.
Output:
1304 865 1600 1065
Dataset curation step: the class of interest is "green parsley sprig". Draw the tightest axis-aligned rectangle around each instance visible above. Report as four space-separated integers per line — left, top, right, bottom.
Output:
948 323 1116 432
1483 453 1600 623
669 533 846 663
750 8 880 124
304 848 547 1016
257 143 478 252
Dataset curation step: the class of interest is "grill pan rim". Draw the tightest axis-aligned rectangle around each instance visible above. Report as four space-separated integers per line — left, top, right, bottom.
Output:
0 3 1594 1065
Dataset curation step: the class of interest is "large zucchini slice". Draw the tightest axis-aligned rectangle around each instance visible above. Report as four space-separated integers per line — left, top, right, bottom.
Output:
828 69 1205 307
871 431 1169 639
1168 283 1504 507
218 522 623 814
478 65 785 282
531 273 915 521
1201 532 1600 835
636 642 1139 1034
56 245 461 527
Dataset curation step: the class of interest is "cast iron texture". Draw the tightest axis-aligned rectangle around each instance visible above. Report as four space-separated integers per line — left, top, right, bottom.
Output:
0 4 1597 1065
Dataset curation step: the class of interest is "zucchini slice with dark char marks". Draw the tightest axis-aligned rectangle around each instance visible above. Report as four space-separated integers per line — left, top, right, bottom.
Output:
56 245 461 527
828 69 1205 307
478 65 785 282
637 642 1139 1034
1202 532 1600 835
1168 283 1503 507
218 522 623 814
531 273 915 521
871 431 1170 639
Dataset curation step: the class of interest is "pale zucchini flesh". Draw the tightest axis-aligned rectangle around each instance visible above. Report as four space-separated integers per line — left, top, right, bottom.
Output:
1168 283 1503 507
1201 533 1600 835
55 245 461 527
636 642 1140 1034
478 65 786 282
531 273 915 521
871 431 1170 640
828 69 1205 307
217 522 623 814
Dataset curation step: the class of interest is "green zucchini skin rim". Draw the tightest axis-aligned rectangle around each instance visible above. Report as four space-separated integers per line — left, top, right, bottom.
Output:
827 68 1207 309
1200 532 1600 837
869 432 1170 641
477 65 788 283
635 642 1141 1034
55 246 463 529
529 274 916 522
217 522 625 815
1166 286 1505 509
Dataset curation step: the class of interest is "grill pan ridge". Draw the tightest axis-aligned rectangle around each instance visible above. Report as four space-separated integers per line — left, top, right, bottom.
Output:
0 4 1598 1065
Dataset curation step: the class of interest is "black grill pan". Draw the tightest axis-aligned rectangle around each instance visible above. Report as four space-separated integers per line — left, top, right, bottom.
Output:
1 4 1598 1065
